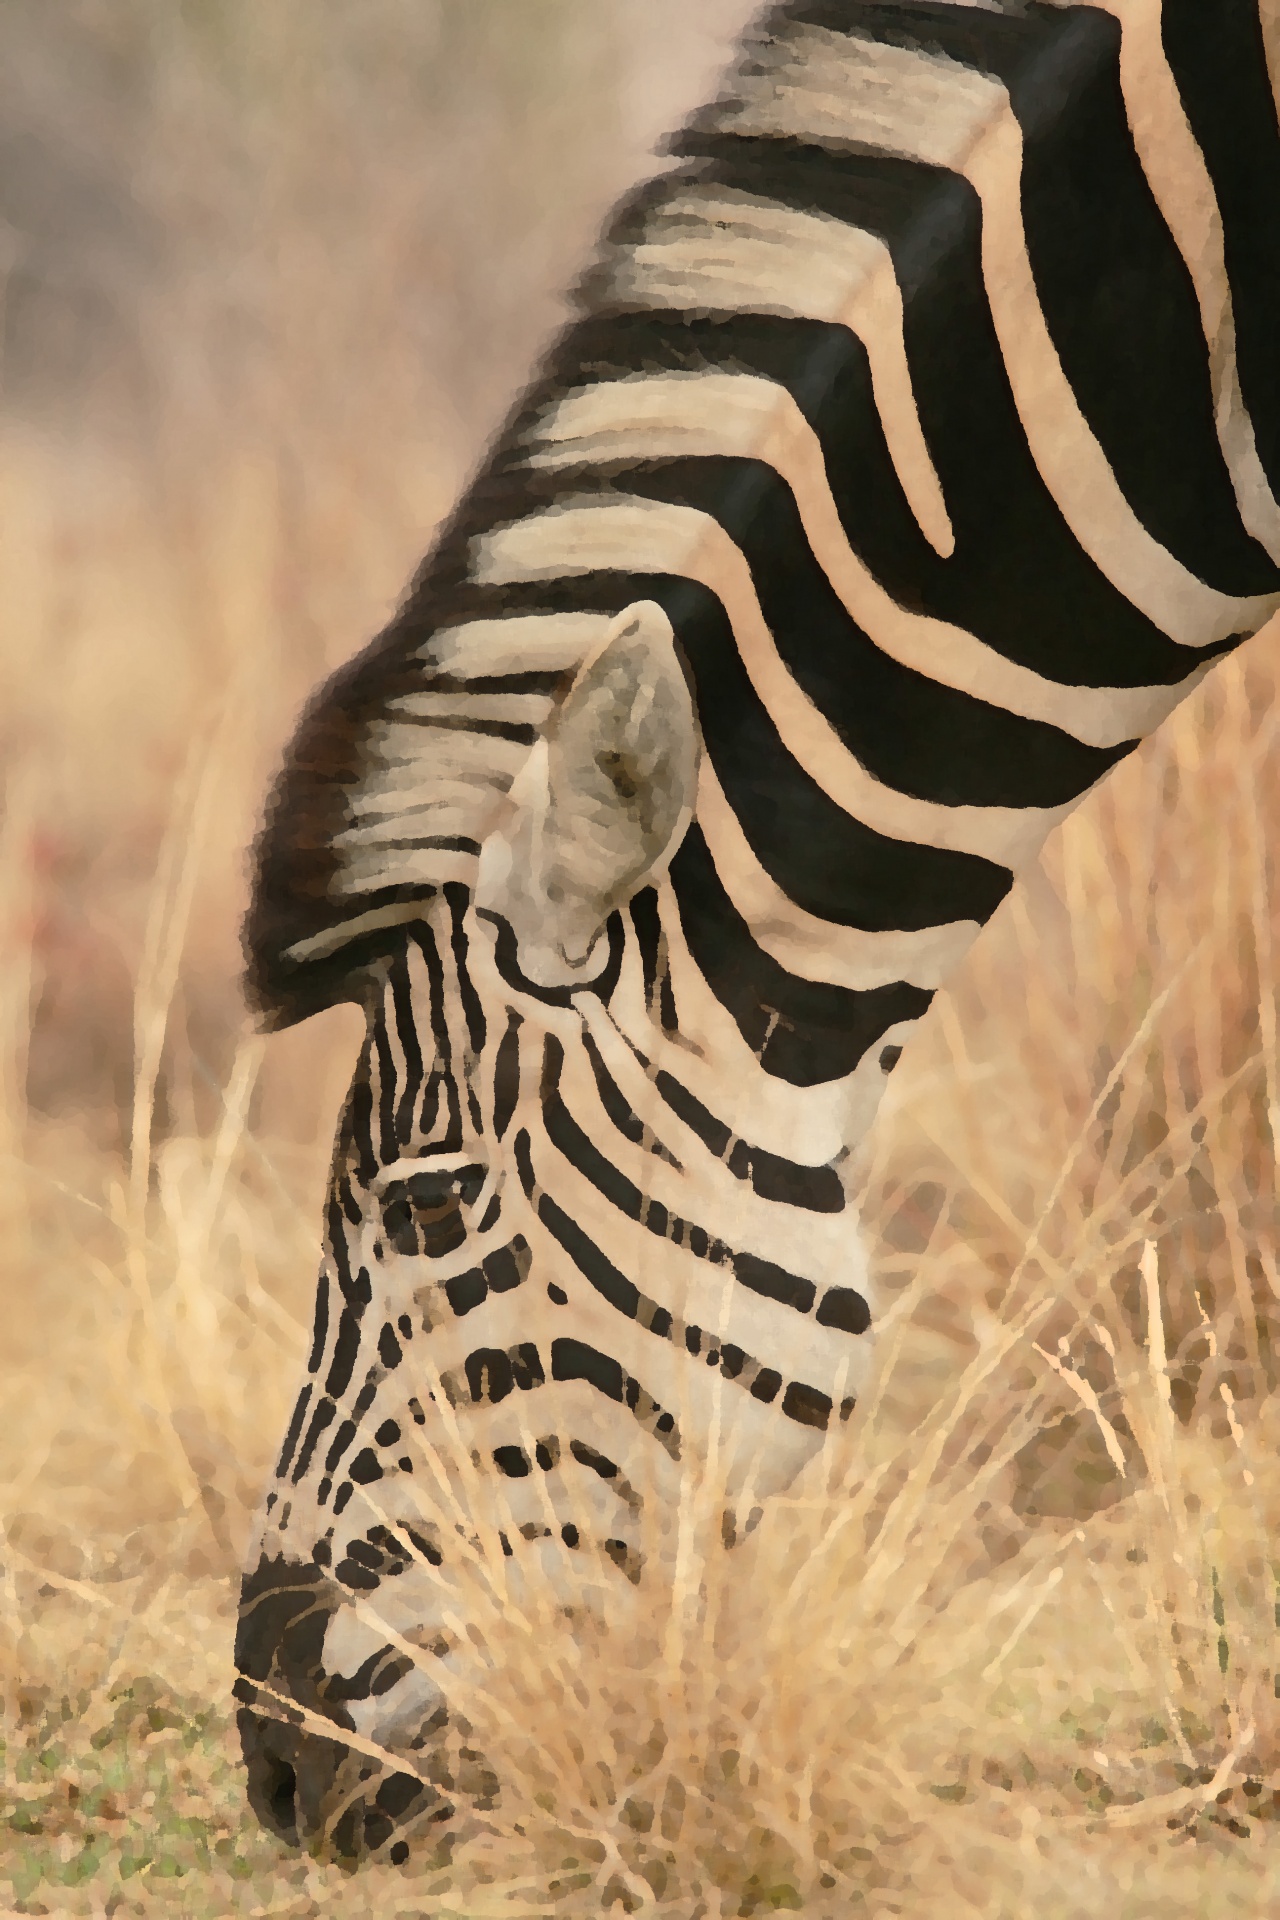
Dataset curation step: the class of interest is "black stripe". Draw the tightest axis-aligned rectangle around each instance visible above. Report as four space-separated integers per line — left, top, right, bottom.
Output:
372 996 399 1169
815 1285 871 1335
595 455 1130 807
274 1384 313 1480
385 712 538 744
324 1306 363 1400
344 835 480 856
629 887 678 1030
491 1012 523 1140
445 882 487 1056
781 1378 832 1430
1162 0 1280 501
418 670 568 694
389 958 425 1148
444 1239 531 1318
731 1250 815 1316
534 1173 644 1324
456 572 1013 931
580 1030 657 1153
463 1342 546 1405
484 1238 531 1295
444 1267 486 1317
550 1337 679 1449
335 1170 362 1229
306 1276 329 1374
348 1447 383 1484
325 1199 354 1298
551 1336 625 1403
464 1350 514 1405
417 1070 445 1148
412 921 462 1144
412 922 453 1074
570 1438 615 1479
291 1396 336 1483
483 898 626 1006
751 1367 782 1405
324 1418 359 1476
670 824 933 1086
326 1192 373 1315
344 1048 380 1189
332 1254 371 1318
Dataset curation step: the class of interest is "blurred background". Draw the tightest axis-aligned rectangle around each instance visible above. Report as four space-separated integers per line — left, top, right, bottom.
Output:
0 0 756 1146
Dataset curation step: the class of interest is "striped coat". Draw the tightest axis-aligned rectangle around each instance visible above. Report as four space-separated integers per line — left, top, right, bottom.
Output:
235 0 1280 1862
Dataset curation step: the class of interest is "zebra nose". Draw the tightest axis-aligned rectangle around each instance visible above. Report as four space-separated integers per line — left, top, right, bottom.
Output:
380 1164 487 1258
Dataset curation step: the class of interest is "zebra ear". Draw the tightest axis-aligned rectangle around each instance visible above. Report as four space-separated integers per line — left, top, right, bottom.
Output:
476 600 698 982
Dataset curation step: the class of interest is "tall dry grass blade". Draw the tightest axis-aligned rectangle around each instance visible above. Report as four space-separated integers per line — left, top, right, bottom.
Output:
120 709 240 1519
0 769 37 1209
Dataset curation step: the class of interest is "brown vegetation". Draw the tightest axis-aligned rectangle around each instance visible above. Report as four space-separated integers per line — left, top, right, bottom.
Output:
2 6 1279 1913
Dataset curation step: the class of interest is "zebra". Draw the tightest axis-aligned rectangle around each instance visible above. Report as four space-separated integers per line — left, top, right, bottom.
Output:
234 0 1280 1862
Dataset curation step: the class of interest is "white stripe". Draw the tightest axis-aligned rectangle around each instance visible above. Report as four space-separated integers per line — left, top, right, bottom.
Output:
706 22 1280 647
426 612 607 677
596 181 954 556
388 691 555 728
377 965 411 1137
696 761 979 992
366 720 529 785
473 494 1072 868
331 844 478 896
283 901 432 965
527 370 1208 747
1264 1 1280 114
332 799 485 843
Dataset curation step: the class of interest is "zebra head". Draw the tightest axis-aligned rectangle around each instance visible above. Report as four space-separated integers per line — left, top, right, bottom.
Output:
235 601 879 1858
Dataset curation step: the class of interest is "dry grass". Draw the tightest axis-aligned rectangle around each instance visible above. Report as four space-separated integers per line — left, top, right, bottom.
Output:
3 5 1280 1914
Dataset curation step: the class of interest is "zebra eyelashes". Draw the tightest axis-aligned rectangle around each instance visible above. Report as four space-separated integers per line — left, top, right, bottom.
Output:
474 599 700 988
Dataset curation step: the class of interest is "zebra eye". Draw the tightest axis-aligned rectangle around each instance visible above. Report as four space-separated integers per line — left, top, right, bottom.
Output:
380 1165 485 1258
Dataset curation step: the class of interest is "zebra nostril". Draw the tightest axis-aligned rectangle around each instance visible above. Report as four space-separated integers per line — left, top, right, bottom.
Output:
380 1165 486 1257
239 1720 302 1844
